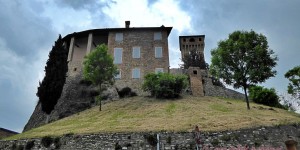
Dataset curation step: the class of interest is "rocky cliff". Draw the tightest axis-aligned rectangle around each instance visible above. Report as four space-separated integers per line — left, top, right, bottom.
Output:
23 73 119 132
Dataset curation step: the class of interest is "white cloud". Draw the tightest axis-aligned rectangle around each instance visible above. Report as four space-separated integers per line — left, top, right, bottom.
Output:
102 0 191 33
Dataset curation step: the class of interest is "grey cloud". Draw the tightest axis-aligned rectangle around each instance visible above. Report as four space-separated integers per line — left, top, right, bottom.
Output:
0 0 57 60
54 0 115 11
0 0 57 132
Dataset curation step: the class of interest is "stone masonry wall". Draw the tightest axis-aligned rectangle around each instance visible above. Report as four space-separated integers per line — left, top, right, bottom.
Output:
108 29 170 94
1 125 299 150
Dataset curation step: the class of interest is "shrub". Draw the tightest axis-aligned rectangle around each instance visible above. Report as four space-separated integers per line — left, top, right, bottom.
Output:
249 86 283 108
117 87 137 98
115 142 122 150
25 140 35 150
41 136 53 148
53 137 61 149
142 73 188 98
143 133 157 146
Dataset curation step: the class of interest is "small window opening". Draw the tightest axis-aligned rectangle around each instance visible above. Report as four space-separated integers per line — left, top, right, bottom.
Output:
183 38 186 42
193 70 197 74
189 38 195 42
73 68 77 71
199 38 202 41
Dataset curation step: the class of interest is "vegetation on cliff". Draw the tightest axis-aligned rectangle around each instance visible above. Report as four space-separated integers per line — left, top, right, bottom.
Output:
37 35 68 118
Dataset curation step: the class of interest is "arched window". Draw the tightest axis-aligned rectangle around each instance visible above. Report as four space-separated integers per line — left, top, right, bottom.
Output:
189 38 195 42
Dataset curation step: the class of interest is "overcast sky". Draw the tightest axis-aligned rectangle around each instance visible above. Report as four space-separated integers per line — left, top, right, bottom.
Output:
1 0 300 133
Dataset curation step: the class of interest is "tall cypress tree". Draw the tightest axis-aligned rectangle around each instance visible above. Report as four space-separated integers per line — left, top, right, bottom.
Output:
37 35 68 121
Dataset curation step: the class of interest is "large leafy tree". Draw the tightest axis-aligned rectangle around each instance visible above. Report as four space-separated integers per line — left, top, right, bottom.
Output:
182 49 207 69
210 30 278 109
83 44 117 111
285 66 300 99
37 35 68 122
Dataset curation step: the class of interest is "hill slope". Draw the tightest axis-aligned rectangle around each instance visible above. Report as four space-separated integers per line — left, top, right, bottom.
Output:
8 96 300 140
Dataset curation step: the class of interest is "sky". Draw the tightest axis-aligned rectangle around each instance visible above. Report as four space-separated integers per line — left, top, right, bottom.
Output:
0 0 300 133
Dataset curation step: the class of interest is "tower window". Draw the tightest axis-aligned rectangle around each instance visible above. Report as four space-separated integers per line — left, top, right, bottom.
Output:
199 38 202 41
189 38 195 42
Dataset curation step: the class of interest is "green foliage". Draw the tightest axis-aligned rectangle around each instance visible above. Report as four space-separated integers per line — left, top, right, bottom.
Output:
25 140 35 150
143 133 157 146
285 66 300 99
41 136 53 148
182 49 208 69
142 73 188 98
117 87 137 98
83 44 117 111
210 30 278 109
83 44 117 88
167 136 172 144
211 139 219 146
53 137 61 149
249 86 283 108
37 35 68 114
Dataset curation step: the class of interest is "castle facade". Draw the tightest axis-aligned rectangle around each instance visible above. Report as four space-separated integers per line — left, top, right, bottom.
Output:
63 21 172 91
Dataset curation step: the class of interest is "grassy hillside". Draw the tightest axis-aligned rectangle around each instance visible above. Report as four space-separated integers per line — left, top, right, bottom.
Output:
7 96 300 140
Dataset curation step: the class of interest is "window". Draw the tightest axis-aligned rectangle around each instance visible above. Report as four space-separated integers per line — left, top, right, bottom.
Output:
132 47 140 58
132 68 140 79
115 69 121 79
155 68 164 74
154 32 162 40
114 48 122 64
155 47 163 58
115 33 123 42
189 38 195 42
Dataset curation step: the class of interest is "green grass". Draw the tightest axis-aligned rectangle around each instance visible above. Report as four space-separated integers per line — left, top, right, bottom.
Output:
6 96 300 140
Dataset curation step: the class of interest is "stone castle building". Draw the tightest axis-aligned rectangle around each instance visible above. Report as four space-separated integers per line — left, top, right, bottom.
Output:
23 22 245 132
63 21 172 92
179 35 205 61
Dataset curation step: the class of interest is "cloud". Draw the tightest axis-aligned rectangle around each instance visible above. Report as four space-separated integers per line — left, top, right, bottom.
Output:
0 0 56 132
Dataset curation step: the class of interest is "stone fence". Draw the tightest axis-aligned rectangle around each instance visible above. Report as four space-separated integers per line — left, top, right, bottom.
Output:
1 124 299 150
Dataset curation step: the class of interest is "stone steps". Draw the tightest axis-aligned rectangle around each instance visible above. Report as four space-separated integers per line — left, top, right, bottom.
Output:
190 76 204 96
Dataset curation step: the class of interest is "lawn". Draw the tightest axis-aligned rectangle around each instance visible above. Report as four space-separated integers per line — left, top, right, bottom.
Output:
6 96 300 140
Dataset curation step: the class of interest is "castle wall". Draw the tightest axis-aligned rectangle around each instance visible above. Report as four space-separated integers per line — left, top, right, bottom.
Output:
108 30 170 93
2 125 299 149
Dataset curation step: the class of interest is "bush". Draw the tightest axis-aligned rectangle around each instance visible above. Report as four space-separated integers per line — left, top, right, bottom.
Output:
25 140 35 150
142 73 188 98
249 86 283 108
41 136 53 148
143 133 157 146
117 87 137 98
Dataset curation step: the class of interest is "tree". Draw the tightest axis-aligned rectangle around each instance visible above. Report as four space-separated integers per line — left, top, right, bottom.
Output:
210 30 278 109
37 35 68 122
249 85 283 108
142 73 188 98
83 44 117 111
181 49 207 69
285 66 300 99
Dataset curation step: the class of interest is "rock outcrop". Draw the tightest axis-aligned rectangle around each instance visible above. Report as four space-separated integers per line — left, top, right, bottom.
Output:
23 73 119 132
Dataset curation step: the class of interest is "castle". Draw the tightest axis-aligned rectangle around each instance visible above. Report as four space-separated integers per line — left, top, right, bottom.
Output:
23 22 244 131
64 21 171 93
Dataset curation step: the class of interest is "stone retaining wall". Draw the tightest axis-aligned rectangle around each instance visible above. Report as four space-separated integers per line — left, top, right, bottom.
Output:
1 125 299 150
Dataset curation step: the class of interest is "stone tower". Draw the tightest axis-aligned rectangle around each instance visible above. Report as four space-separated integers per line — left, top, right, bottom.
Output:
179 35 206 69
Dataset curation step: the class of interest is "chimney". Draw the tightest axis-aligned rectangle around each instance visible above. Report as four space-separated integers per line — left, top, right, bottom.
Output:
125 21 130 28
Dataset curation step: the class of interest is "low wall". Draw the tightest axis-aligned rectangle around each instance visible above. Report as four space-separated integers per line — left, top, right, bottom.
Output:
1 124 299 150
